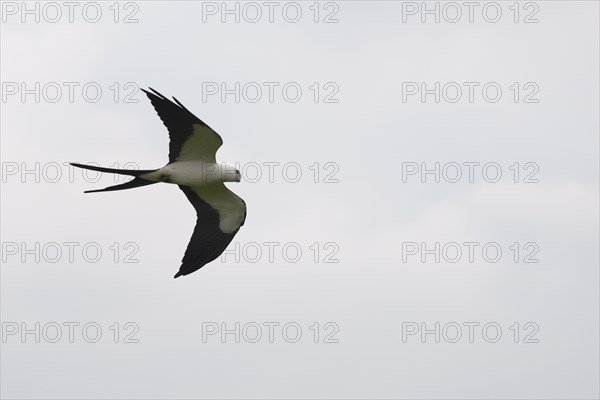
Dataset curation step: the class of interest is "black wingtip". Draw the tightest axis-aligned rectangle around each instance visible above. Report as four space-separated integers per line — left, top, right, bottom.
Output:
143 87 186 109
149 87 167 99
83 188 109 194
83 188 111 193
172 96 185 108
141 87 165 100
174 271 183 278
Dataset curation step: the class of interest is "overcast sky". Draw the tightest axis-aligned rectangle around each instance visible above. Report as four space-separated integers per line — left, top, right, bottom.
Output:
1 1 599 399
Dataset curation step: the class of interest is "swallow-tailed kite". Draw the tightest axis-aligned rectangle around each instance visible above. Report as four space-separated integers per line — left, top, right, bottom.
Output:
71 88 246 278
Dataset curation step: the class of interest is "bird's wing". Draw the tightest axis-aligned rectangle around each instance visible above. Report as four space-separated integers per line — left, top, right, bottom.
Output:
142 87 223 163
175 184 247 278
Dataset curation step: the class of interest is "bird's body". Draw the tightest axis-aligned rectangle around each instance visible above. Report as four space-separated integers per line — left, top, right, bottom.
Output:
71 88 246 278
141 161 238 186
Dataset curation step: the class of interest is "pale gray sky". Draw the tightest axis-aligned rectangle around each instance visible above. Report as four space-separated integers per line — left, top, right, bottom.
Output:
1 1 599 399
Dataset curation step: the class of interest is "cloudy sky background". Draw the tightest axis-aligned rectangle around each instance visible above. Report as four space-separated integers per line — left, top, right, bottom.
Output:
1 1 599 399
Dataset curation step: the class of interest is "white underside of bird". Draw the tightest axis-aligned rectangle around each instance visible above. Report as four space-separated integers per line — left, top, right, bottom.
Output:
140 161 245 234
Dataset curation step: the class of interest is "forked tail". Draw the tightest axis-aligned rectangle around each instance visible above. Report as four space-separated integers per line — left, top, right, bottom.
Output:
70 162 158 193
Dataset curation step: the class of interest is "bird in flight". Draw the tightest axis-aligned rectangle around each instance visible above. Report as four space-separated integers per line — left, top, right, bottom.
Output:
71 88 247 278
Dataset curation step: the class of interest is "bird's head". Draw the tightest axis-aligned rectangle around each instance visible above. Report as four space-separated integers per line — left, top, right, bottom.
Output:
220 163 242 183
